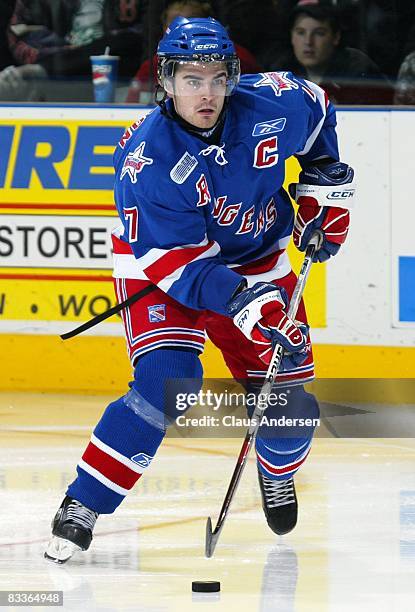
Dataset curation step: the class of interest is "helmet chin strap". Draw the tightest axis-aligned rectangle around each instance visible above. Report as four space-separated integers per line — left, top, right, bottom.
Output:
155 84 169 115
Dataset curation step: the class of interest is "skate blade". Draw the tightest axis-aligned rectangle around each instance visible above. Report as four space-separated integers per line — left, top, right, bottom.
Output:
44 536 82 564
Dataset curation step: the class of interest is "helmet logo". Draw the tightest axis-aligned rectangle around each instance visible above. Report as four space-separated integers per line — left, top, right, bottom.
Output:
194 43 219 50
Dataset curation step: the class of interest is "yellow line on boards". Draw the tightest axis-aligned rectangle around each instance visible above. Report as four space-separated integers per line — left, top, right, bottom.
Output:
0 334 414 393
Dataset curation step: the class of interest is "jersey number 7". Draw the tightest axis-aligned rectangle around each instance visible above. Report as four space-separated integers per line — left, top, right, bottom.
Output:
124 206 138 242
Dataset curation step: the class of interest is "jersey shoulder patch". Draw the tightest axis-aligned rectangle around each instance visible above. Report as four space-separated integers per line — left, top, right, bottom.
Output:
238 72 325 109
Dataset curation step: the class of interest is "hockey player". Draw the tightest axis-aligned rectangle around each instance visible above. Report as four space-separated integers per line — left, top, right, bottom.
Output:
45 17 355 563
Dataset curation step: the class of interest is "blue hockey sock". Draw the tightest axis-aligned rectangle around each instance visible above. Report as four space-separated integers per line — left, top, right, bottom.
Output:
255 386 320 481
67 349 203 513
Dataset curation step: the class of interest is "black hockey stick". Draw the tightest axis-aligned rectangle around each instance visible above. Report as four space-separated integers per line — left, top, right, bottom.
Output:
205 231 323 558
60 283 156 340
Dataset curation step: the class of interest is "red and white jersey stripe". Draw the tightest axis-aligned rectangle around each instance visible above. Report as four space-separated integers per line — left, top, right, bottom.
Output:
112 228 220 292
112 228 291 285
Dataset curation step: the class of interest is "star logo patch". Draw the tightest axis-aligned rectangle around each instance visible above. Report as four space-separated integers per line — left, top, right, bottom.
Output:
253 72 299 97
120 141 153 183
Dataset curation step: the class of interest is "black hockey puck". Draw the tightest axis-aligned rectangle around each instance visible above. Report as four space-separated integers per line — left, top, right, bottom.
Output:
192 580 221 593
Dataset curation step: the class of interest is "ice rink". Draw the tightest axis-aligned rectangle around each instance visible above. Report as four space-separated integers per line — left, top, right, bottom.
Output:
1 392 415 611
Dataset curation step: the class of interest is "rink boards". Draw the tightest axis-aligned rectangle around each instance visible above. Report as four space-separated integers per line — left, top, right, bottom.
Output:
0 105 413 391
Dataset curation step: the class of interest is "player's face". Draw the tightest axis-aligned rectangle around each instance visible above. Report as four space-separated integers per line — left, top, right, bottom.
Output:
172 62 227 129
291 15 340 71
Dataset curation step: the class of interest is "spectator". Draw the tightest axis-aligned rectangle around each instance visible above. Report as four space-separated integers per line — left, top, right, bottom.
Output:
126 0 261 104
274 1 406 79
7 0 147 92
394 50 415 104
0 1 15 70
0 64 47 101
269 0 393 105
0 0 47 102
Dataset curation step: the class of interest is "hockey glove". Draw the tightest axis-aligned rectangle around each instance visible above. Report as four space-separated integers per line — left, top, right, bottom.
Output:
289 161 355 262
227 281 309 367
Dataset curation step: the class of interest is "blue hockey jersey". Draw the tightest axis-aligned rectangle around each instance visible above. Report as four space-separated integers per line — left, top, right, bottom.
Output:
113 72 339 315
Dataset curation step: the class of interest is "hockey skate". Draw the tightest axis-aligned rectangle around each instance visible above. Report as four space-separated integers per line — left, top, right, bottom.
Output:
258 469 298 535
44 496 99 564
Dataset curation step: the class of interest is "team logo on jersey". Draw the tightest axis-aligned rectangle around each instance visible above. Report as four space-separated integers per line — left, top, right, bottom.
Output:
130 452 154 468
210 194 277 236
254 72 299 97
170 151 198 184
252 118 286 137
120 141 153 183
148 304 166 322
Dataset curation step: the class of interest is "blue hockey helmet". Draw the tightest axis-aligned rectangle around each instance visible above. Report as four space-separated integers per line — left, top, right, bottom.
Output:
157 17 240 96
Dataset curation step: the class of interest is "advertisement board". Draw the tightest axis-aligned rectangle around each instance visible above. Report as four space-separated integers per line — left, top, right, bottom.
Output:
0 105 413 390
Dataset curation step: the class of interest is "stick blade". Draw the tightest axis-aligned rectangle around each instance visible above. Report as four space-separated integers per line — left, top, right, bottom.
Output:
205 517 215 558
205 517 223 558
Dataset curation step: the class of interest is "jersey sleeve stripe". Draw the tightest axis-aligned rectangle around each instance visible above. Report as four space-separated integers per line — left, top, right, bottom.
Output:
112 230 222 288
141 240 220 287
296 80 328 156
